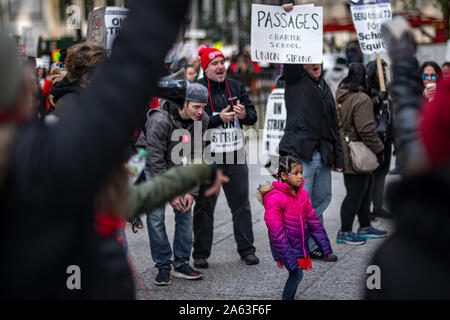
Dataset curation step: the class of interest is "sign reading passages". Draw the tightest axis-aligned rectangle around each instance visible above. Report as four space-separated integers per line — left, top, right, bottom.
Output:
350 0 392 55
251 4 323 64
262 88 286 157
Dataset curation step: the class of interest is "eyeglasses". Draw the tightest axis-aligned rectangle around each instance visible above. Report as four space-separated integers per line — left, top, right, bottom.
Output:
422 73 437 80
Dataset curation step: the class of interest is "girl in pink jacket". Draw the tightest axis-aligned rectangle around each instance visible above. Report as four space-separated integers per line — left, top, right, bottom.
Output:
258 156 335 300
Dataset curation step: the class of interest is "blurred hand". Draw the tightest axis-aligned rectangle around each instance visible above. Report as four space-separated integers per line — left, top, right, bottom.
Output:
220 105 236 122
378 91 389 103
234 100 246 120
423 86 437 102
381 16 416 62
282 3 293 12
335 167 344 173
204 169 230 197
181 194 194 213
170 196 184 212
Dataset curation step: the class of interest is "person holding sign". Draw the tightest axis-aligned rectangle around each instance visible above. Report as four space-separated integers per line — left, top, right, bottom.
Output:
278 1 344 263
192 46 259 268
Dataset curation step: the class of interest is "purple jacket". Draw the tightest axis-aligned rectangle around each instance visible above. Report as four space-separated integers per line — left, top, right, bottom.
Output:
260 180 332 271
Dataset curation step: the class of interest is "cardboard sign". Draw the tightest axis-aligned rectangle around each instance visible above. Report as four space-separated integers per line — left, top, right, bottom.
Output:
251 4 323 64
86 7 129 56
350 0 392 55
262 88 286 157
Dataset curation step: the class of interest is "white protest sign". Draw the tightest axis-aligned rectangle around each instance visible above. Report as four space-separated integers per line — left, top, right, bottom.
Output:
210 113 244 153
251 4 323 64
104 7 129 56
262 88 286 157
86 7 129 56
21 26 40 57
350 0 392 55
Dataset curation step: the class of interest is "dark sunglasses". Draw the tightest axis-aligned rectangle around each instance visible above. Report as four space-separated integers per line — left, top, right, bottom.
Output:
422 73 437 80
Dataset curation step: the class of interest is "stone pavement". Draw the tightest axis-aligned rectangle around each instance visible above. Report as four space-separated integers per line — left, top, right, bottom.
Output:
125 159 398 300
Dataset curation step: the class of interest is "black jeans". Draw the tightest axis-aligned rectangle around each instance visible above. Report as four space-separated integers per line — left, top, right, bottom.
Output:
193 163 255 259
341 174 373 232
371 138 392 211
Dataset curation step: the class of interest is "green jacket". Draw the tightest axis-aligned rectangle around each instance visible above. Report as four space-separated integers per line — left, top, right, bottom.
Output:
125 163 211 221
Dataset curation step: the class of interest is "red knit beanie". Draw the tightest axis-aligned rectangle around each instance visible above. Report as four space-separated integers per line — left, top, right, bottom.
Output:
420 76 450 167
198 46 225 71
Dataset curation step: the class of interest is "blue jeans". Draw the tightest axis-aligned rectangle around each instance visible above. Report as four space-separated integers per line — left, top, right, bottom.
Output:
282 268 304 300
301 152 332 252
145 169 193 269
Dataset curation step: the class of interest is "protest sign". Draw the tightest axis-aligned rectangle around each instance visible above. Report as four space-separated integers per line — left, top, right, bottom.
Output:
87 7 129 56
262 88 286 157
350 0 392 55
251 4 323 64
104 7 129 56
210 113 244 153
86 7 107 49
21 26 40 57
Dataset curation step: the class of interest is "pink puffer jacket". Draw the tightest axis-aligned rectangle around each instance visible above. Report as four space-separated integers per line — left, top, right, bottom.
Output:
260 180 333 271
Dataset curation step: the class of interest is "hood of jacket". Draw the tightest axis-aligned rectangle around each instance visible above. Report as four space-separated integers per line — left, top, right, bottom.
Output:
49 76 82 104
258 179 305 204
335 87 354 105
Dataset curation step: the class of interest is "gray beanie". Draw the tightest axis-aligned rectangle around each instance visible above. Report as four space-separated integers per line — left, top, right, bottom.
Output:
185 83 209 104
0 31 24 110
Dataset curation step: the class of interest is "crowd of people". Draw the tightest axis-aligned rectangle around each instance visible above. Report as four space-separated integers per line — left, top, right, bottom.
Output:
1 0 450 300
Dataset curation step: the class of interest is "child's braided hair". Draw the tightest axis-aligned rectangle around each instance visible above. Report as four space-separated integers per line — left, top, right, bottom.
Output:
276 155 302 181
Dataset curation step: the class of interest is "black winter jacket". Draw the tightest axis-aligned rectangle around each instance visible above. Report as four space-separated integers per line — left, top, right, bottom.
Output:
279 64 344 169
48 76 82 116
196 77 257 130
366 167 450 299
0 0 189 299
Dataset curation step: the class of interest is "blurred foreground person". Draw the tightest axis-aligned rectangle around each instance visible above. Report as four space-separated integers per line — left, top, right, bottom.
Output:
365 17 450 299
0 0 191 299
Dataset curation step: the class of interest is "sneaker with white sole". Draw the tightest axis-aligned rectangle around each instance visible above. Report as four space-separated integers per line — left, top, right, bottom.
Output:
171 264 203 280
154 268 171 286
336 230 366 245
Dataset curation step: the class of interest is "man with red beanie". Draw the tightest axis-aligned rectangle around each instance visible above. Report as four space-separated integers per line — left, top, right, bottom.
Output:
192 46 259 268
